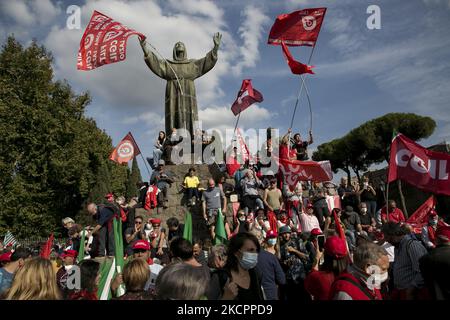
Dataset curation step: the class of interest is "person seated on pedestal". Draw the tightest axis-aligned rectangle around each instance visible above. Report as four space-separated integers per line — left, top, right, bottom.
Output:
184 167 201 206
163 128 183 165
150 160 174 209
150 131 166 169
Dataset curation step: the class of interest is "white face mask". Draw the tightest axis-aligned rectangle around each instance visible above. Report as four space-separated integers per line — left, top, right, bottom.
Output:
239 252 258 270
361 208 368 214
239 216 246 222
267 238 277 246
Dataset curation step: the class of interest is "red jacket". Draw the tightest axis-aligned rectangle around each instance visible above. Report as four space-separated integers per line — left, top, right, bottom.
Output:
305 270 336 300
144 185 158 211
330 272 382 300
381 207 406 223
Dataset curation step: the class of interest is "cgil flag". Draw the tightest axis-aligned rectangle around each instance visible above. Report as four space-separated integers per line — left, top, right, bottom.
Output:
278 158 333 189
281 42 314 75
268 8 327 46
109 132 141 164
388 133 450 195
3 231 17 247
77 10 146 71
231 79 263 116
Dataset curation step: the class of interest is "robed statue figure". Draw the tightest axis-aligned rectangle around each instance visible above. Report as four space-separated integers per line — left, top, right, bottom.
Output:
140 33 221 137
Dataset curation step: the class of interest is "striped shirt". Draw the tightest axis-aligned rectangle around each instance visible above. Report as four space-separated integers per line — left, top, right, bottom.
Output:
393 234 428 290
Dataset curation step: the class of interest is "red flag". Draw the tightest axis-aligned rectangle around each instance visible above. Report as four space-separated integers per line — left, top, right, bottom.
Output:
40 233 54 259
109 132 141 164
231 79 263 116
281 42 314 75
406 196 436 231
236 128 254 163
277 158 333 188
388 133 450 195
268 8 327 46
77 10 146 71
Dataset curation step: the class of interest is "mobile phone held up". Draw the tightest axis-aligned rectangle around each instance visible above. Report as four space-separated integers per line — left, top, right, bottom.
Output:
317 234 325 251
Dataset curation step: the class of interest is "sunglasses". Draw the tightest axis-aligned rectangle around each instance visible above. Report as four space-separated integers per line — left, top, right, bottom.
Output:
133 249 147 254
153 225 160 228
135 221 142 224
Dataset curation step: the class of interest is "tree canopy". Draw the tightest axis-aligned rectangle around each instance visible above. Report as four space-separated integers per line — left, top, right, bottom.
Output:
312 113 436 181
0 37 129 238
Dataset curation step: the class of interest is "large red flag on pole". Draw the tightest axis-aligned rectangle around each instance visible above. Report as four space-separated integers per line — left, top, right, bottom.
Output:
77 10 146 71
109 132 141 164
268 8 327 46
231 79 263 116
388 133 450 195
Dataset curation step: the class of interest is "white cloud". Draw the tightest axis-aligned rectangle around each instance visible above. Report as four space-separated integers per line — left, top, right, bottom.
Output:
231 6 270 75
0 1 36 26
30 0 61 24
44 0 239 112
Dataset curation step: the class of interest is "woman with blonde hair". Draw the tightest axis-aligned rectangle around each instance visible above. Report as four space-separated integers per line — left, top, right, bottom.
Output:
115 258 153 300
5 257 61 300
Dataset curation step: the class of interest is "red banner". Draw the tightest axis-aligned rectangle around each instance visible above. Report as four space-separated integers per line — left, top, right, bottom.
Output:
407 196 436 233
109 132 141 164
268 8 327 46
278 158 333 188
281 42 314 75
77 10 146 71
388 133 450 195
40 233 54 259
231 79 263 116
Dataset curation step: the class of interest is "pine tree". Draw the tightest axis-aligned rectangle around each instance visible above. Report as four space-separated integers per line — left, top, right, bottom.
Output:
126 157 142 201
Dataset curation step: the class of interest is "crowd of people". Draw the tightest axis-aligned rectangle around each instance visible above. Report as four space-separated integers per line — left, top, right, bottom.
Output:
0 127 449 301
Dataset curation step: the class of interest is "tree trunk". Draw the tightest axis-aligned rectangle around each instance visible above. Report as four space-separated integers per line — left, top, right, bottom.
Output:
353 168 361 184
345 166 351 182
397 180 408 218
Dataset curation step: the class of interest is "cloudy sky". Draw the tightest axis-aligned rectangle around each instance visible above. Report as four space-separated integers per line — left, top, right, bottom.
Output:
1 0 450 180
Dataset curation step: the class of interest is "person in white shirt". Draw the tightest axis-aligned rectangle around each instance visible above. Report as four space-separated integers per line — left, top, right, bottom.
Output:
299 203 322 233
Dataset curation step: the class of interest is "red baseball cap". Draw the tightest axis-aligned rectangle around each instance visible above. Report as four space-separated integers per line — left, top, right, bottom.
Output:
150 218 161 225
265 230 278 240
133 240 151 251
60 250 78 259
436 224 450 243
324 236 347 259
429 209 438 217
311 228 322 236
0 252 12 263
105 193 114 199
306 203 314 209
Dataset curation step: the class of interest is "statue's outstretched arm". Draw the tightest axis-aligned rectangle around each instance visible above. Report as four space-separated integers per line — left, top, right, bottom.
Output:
194 32 221 78
139 38 168 79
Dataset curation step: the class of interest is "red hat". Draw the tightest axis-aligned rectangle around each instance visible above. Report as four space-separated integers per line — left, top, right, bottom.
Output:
132 240 151 251
306 203 314 209
436 224 450 243
265 230 278 240
311 228 322 236
429 209 438 217
0 252 12 263
60 249 78 259
150 218 161 225
105 193 114 199
324 236 347 259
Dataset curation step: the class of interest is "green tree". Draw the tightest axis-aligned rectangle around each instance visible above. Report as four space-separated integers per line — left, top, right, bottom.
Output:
126 157 142 200
0 37 128 237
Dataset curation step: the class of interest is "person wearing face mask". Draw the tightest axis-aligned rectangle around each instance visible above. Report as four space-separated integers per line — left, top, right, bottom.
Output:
358 202 376 238
421 211 439 250
221 232 264 300
255 230 286 300
330 242 390 300
0 247 32 297
358 176 377 218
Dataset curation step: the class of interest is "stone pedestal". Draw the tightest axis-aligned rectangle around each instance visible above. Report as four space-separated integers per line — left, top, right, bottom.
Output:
136 163 235 241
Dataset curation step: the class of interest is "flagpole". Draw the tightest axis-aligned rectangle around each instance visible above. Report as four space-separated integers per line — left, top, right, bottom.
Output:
233 112 242 140
128 132 152 178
